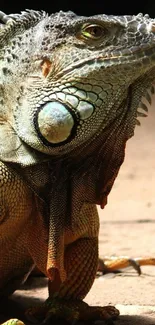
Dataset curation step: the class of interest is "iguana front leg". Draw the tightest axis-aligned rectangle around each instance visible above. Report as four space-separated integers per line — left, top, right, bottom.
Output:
25 237 119 324
0 241 119 325
23 199 118 324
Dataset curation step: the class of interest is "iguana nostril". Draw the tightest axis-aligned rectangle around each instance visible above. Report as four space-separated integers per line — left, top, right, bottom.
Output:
37 101 74 144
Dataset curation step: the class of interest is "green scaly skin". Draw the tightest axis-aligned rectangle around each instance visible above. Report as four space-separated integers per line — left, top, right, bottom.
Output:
0 9 155 324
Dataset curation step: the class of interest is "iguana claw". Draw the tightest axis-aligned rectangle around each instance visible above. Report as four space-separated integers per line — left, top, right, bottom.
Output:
98 256 155 275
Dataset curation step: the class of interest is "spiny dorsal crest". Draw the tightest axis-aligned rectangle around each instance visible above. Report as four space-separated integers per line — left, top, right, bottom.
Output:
0 10 46 48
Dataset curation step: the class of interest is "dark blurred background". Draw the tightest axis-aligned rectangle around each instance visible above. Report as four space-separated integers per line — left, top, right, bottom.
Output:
1 1 155 17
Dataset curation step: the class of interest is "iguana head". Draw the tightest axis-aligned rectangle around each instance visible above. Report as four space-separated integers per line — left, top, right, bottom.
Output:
0 10 155 165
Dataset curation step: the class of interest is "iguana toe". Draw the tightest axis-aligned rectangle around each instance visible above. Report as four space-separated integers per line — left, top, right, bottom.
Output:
25 298 119 324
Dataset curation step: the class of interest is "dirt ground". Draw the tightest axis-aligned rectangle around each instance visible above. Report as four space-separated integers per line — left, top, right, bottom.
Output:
1 94 155 324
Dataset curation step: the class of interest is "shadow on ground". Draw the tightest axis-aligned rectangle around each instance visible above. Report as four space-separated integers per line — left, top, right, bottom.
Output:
1 290 155 325
116 315 155 325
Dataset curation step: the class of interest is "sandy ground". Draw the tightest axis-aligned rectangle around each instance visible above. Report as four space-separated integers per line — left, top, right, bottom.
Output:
1 95 155 324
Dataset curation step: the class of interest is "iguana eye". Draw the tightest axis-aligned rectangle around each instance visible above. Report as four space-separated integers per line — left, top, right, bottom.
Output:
81 24 105 40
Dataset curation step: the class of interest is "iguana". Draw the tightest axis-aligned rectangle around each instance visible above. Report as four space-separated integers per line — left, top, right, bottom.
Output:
0 9 155 325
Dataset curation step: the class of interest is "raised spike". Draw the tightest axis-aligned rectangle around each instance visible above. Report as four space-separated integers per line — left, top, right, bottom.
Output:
5 10 46 22
137 111 147 117
0 11 12 23
136 119 141 126
145 91 152 105
6 13 22 20
137 13 143 18
139 102 148 112
150 85 155 94
0 10 46 49
151 23 155 33
144 14 150 18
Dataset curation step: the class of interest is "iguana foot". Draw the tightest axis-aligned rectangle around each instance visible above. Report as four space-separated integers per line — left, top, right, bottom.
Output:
98 256 155 275
25 298 119 324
